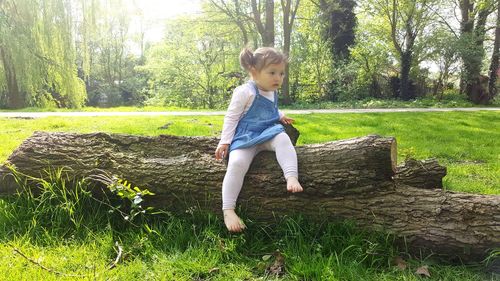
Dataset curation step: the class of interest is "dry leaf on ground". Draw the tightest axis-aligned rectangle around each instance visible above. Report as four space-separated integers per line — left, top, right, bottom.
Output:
415 265 431 277
265 251 285 277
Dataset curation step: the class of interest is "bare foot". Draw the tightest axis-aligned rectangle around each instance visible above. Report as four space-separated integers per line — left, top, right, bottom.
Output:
286 176 303 193
223 209 246 232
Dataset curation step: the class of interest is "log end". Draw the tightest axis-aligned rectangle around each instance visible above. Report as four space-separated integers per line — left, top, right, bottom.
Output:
394 158 447 189
0 163 19 195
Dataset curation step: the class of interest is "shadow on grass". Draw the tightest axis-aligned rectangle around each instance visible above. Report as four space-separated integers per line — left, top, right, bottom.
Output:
0 168 496 280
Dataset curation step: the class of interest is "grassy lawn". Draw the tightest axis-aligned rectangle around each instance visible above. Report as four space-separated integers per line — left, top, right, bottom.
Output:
0 111 498 280
0 105 201 112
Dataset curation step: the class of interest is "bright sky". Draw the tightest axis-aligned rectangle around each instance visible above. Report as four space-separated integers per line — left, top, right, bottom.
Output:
130 0 202 42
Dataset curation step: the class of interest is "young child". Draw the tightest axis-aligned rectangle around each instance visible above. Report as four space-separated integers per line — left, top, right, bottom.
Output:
214 47 303 232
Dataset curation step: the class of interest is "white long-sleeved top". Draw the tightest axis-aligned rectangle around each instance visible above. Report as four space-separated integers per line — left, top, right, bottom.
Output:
218 82 284 146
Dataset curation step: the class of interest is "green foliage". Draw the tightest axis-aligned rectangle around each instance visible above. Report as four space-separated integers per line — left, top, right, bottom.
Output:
457 32 487 82
0 0 152 108
91 174 156 224
319 0 357 61
139 16 242 109
0 0 86 108
323 61 372 101
0 167 109 241
357 0 445 100
77 1 149 107
350 29 394 99
289 2 334 102
0 166 161 243
3 0 497 108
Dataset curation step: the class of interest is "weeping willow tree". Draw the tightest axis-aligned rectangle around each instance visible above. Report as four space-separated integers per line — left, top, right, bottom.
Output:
0 0 86 109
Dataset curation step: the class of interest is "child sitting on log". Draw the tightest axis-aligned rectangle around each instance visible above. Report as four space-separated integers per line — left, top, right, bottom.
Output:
214 47 303 232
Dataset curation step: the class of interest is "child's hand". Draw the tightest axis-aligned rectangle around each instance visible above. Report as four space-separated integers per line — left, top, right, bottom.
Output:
215 144 229 161
280 116 294 125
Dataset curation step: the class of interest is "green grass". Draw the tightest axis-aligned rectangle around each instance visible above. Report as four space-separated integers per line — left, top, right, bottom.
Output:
0 175 494 280
0 222 491 280
0 105 206 112
0 111 498 280
294 112 499 195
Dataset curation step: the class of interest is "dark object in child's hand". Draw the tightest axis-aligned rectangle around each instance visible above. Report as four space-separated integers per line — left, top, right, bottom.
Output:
283 124 299 146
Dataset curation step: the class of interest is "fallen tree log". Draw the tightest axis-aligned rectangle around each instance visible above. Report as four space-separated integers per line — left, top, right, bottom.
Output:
0 131 498 263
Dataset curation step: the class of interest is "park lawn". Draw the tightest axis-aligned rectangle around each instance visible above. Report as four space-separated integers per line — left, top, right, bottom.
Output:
0 215 491 281
0 111 498 194
0 105 201 112
0 111 498 280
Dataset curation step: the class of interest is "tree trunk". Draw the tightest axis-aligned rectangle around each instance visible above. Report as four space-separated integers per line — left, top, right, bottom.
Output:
400 51 413 100
318 0 356 62
488 0 500 98
0 46 24 109
459 0 492 104
264 0 274 47
281 64 292 105
251 0 274 47
0 132 499 263
459 0 473 95
280 0 299 105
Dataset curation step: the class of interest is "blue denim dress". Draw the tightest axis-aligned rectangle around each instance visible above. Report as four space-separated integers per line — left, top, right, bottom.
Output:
229 82 285 152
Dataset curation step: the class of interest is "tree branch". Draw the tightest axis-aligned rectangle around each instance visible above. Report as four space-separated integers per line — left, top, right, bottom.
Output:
9 244 87 278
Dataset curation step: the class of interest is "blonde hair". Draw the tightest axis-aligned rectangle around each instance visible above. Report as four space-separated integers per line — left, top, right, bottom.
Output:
239 47 288 72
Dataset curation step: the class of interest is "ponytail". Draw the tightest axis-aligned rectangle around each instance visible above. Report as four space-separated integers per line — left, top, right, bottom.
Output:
239 48 255 72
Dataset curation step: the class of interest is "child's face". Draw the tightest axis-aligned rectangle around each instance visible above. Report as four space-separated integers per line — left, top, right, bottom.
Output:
251 62 286 92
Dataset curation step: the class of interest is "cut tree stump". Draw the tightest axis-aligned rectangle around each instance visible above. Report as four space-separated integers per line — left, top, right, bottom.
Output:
0 131 498 263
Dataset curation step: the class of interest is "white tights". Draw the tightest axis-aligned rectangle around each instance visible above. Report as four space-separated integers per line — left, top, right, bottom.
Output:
222 132 298 210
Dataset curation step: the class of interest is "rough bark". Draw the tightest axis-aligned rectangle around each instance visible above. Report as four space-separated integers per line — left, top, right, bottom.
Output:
393 158 446 189
280 0 300 105
0 132 499 263
386 1 419 101
488 0 500 98
0 46 24 109
400 51 414 100
251 0 274 47
0 132 397 196
459 0 494 104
